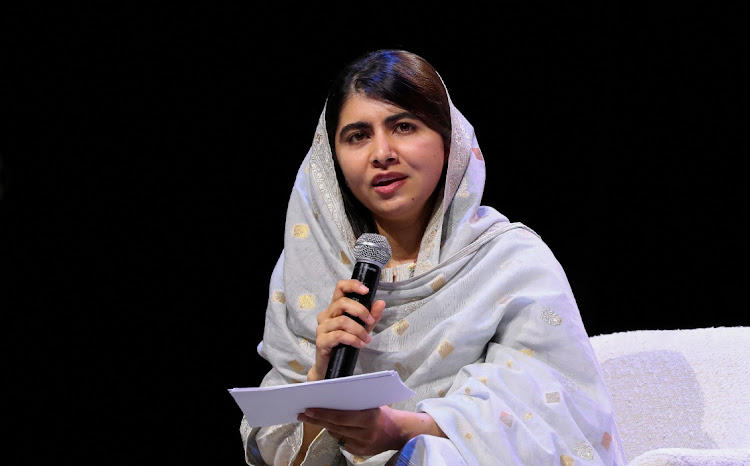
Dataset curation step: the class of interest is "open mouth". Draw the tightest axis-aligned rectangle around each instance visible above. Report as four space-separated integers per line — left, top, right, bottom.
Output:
373 175 407 187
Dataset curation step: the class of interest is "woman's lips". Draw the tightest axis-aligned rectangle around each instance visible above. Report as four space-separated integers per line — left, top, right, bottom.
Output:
372 173 408 195
373 177 407 194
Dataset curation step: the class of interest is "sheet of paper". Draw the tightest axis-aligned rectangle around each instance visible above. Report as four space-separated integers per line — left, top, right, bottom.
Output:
228 370 416 427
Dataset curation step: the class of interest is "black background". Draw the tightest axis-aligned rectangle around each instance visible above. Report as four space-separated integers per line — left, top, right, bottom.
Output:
3 4 748 465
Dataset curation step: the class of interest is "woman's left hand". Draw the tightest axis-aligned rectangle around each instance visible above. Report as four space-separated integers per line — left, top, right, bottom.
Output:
296 405 407 456
296 405 445 456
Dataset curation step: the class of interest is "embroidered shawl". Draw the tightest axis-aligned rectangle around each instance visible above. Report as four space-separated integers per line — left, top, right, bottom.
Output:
239 89 626 465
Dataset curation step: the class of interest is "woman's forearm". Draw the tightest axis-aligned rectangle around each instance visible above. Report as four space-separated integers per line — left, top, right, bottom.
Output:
395 410 447 444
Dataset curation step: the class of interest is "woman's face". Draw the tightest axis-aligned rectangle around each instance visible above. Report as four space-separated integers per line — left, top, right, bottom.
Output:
334 93 447 229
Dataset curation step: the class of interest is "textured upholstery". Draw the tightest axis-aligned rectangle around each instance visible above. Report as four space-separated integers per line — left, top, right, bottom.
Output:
589 327 750 465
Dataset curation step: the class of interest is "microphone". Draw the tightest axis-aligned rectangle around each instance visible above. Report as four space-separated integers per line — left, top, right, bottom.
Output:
325 233 392 379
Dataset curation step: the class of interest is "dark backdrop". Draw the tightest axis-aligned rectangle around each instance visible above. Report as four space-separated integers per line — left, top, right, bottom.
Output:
3 4 747 465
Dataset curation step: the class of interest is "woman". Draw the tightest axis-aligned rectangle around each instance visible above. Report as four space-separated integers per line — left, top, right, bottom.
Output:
240 49 625 465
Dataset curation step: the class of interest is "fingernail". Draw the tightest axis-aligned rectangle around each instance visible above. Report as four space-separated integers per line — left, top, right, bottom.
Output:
359 284 368 292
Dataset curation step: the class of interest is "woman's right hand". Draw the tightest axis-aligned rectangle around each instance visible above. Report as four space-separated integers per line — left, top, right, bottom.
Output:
307 279 386 382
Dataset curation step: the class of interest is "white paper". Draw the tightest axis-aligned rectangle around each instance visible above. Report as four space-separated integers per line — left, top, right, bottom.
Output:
228 370 416 427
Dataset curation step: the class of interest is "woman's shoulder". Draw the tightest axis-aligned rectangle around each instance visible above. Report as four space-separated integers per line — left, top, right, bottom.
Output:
482 220 562 263
481 220 543 248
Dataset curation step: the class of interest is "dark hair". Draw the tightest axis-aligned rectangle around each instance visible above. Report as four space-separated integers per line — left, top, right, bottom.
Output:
324 49 452 238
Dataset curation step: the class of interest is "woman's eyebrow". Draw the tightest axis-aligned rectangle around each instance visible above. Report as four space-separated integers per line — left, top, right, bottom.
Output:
383 112 418 125
339 121 371 138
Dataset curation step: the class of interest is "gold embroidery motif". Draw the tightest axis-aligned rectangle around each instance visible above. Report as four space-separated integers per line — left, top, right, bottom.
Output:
438 389 446 397
477 376 487 385
299 338 315 355
394 363 410 380
601 432 612 450
340 251 351 265
312 201 320 220
507 360 513 368
437 341 454 358
352 456 366 463
272 291 286 303
573 441 595 460
404 300 426 314
292 224 309 238
524 412 533 420
288 360 304 372
298 294 315 309
521 348 534 357
541 307 563 326
393 319 410 336
546 392 561 403
560 455 575 466
465 433 473 439
416 260 432 274
457 178 470 197
421 224 437 258
465 387 471 395
500 411 513 427
430 274 447 291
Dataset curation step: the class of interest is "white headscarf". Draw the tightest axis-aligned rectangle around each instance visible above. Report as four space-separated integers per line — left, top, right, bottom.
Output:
241 84 626 466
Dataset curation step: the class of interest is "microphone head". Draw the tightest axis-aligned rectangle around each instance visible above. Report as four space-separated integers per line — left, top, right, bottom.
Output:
353 233 392 269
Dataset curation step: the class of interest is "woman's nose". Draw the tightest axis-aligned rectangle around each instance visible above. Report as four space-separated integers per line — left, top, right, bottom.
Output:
372 134 398 166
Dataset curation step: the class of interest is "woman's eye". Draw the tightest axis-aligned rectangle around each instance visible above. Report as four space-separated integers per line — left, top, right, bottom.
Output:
347 131 367 143
395 122 415 133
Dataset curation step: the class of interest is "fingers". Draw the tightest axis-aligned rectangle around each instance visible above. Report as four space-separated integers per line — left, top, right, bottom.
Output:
297 407 372 429
317 316 372 351
318 279 375 326
323 301 375 327
297 411 345 437
329 279 370 305
297 407 382 454
365 299 386 332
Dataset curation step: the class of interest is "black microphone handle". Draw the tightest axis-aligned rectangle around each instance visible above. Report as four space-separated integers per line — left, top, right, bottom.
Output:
324 261 382 379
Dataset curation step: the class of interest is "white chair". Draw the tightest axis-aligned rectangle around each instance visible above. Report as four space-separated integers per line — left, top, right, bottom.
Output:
589 326 750 465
